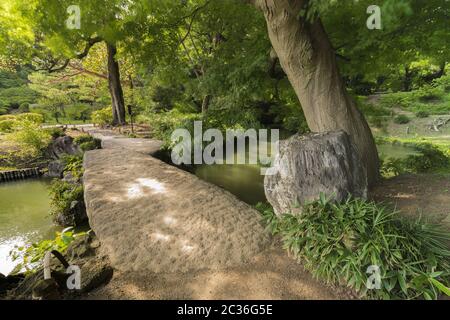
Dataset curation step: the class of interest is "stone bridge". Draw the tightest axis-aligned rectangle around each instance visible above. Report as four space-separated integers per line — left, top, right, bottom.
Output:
83 130 271 273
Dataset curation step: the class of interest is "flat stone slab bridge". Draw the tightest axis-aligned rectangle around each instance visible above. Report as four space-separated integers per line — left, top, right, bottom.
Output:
83 130 271 273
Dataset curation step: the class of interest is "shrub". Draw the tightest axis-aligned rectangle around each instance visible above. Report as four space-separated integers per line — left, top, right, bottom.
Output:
257 197 450 300
0 119 18 133
141 110 201 147
15 112 44 124
415 111 430 118
74 134 102 152
49 179 84 217
60 154 84 179
79 140 101 152
0 114 16 121
9 228 86 274
92 107 113 126
18 102 30 113
394 115 411 124
404 143 449 173
7 120 51 157
44 127 65 139
380 157 407 177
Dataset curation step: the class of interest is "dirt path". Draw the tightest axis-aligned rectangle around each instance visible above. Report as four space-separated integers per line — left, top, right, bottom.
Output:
85 244 343 300
371 173 450 228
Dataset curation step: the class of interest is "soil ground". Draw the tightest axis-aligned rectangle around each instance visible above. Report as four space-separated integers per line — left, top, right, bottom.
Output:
372 173 450 229
85 242 347 300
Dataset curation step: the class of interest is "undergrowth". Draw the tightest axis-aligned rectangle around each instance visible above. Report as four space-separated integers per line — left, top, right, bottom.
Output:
256 196 450 300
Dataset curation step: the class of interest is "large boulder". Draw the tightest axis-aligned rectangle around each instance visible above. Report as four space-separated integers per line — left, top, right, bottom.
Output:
264 131 368 215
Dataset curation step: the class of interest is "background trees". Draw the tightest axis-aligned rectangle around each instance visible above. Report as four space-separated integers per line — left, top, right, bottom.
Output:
0 0 448 181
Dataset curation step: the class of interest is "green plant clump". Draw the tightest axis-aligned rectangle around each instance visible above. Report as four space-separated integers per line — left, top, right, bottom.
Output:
7 120 51 157
74 134 101 152
9 228 86 274
415 111 430 118
91 107 113 126
394 115 411 124
49 179 84 217
257 197 450 300
403 143 450 173
60 154 84 179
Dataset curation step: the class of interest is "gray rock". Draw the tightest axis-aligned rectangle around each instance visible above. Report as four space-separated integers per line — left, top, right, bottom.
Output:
62 172 76 183
66 233 95 261
55 200 87 227
264 131 367 216
48 136 81 159
47 160 65 178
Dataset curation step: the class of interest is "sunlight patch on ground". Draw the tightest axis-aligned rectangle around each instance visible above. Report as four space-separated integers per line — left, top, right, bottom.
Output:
151 232 171 242
163 216 177 226
180 240 196 254
392 193 415 199
127 178 167 199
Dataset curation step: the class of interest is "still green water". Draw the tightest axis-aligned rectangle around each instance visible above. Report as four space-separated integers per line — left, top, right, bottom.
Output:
195 143 421 205
0 179 58 275
377 144 420 159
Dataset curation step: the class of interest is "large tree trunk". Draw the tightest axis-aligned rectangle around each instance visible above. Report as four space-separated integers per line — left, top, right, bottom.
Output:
106 43 126 125
251 0 380 186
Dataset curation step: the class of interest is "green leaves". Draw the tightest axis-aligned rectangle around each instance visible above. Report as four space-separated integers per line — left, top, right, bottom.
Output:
257 197 450 300
9 228 87 274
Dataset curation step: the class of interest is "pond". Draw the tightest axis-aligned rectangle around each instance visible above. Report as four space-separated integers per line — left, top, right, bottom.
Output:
194 142 422 206
194 142 267 205
0 179 58 275
377 143 420 159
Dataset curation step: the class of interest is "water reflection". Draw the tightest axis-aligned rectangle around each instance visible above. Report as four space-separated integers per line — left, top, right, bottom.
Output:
0 179 58 275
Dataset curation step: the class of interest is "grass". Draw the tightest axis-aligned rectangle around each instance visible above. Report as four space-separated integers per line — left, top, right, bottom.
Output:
257 196 450 300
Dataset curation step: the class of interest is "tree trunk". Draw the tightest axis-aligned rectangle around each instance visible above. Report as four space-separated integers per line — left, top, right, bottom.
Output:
201 95 212 114
403 65 414 92
106 43 126 125
252 0 380 186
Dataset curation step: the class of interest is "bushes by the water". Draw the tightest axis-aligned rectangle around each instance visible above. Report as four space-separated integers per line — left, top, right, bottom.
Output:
403 144 450 173
49 179 84 217
378 139 450 176
6 120 51 157
60 154 84 179
257 197 450 300
9 228 85 274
